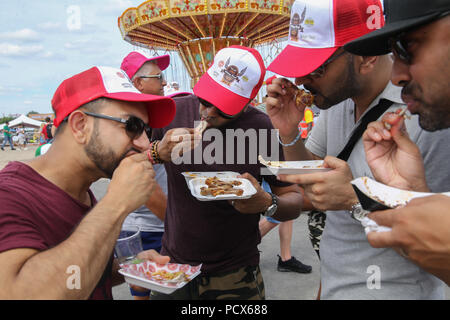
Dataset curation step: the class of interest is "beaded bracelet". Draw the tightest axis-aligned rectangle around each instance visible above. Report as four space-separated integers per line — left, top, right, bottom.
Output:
150 140 163 164
276 129 302 147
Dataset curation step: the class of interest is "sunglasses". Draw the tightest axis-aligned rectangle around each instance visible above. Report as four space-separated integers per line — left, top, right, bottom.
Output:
139 73 165 82
197 97 240 120
389 32 412 64
83 111 150 140
309 50 347 77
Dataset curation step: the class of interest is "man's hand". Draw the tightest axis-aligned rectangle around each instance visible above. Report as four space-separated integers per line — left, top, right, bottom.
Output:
363 115 429 192
367 195 450 285
157 128 202 162
104 152 156 216
128 249 171 294
230 173 272 214
278 156 357 211
266 78 306 140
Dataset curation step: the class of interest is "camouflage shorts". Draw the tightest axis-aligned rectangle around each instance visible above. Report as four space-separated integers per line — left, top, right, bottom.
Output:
307 210 327 259
150 265 265 300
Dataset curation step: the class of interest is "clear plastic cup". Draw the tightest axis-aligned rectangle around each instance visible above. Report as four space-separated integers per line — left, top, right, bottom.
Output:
114 227 143 264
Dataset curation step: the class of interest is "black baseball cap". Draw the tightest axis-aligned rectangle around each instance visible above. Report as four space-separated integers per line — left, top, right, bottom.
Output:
344 0 450 56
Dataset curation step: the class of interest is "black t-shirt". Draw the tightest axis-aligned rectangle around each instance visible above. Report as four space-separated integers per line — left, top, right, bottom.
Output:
153 95 290 274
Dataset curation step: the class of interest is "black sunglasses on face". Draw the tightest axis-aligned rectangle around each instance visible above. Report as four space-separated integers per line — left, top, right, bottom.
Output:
197 97 240 120
83 111 150 140
309 50 347 77
389 32 411 64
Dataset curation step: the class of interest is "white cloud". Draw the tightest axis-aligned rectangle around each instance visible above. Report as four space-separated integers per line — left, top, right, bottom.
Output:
0 43 44 57
0 85 24 95
102 0 134 14
0 28 40 42
37 22 62 30
23 100 33 105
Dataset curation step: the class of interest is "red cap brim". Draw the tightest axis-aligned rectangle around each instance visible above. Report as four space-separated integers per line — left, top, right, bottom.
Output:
193 73 250 116
105 92 176 128
267 45 338 77
152 55 170 71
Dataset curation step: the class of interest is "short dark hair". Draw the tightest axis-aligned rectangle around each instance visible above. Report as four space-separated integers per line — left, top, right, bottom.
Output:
54 98 107 137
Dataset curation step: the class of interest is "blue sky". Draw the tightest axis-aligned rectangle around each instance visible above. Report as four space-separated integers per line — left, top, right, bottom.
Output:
0 0 282 117
0 0 192 116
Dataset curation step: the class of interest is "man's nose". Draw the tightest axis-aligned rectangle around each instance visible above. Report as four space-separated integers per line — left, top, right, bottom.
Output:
391 57 411 88
133 131 151 151
295 75 313 87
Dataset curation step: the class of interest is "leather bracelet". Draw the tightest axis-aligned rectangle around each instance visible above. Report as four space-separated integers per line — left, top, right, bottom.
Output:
277 129 301 147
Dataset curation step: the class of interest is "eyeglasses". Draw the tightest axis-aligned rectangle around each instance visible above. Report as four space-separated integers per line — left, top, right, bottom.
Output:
389 32 412 64
309 50 347 77
197 97 239 120
83 111 150 140
139 73 165 82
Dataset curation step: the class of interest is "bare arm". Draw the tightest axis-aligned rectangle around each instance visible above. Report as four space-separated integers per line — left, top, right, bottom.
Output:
145 183 167 221
0 153 157 299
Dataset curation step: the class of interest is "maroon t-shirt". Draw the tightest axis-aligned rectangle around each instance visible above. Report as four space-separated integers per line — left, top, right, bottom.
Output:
0 161 113 300
153 95 290 275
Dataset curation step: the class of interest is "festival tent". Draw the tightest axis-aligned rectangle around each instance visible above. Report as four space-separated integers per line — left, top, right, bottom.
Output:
1 114 44 129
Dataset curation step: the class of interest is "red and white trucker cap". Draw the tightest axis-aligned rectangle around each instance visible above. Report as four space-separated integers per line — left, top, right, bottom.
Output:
51 66 176 128
268 0 384 77
121 51 170 79
193 45 266 116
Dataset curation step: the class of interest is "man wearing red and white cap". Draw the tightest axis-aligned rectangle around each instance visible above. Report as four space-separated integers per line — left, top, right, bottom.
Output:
150 46 303 300
265 0 450 299
0 66 176 299
121 51 169 97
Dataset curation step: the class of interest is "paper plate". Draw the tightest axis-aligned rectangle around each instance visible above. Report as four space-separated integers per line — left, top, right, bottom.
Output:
258 155 331 176
188 177 257 201
181 171 240 186
351 177 450 211
119 260 202 295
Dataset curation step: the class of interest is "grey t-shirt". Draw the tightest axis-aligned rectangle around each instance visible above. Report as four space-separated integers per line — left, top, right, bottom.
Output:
305 82 449 299
122 164 167 233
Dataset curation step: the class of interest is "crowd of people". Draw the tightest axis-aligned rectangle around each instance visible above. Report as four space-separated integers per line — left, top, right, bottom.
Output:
0 0 449 300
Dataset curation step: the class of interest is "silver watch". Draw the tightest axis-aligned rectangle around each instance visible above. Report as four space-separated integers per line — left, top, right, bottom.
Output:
263 193 278 217
350 202 369 221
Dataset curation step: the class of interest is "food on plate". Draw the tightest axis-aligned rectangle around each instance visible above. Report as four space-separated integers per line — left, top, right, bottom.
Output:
383 108 411 130
295 89 314 107
258 155 282 167
200 177 244 197
147 270 189 283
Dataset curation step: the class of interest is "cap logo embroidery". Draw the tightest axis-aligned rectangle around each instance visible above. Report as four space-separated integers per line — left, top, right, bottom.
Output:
220 57 248 86
290 6 307 42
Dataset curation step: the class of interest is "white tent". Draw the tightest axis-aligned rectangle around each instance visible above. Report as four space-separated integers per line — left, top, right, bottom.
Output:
2 114 44 129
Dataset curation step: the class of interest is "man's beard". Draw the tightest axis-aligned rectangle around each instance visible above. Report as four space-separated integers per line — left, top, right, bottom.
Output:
306 57 361 110
84 122 130 178
402 83 450 132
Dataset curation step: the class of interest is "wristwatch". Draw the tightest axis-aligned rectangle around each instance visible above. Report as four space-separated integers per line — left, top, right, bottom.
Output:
263 192 278 217
350 202 369 221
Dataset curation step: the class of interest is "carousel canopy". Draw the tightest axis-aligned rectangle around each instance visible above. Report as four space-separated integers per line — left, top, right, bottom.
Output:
118 0 292 85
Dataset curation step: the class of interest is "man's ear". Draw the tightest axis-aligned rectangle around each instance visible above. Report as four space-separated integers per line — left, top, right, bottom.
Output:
133 77 144 91
68 111 90 144
357 56 378 75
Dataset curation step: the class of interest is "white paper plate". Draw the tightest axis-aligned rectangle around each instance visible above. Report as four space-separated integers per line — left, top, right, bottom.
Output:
351 177 450 210
119 261 202 295
181 171 240 186
188 177 257 201
260 159 331 175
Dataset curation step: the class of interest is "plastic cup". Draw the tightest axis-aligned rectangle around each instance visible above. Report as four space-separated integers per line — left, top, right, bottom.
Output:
114 227 143 264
